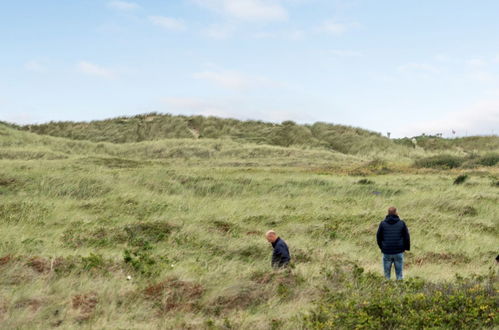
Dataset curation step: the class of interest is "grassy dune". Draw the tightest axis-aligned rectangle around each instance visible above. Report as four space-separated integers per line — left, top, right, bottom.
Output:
0 122 498 329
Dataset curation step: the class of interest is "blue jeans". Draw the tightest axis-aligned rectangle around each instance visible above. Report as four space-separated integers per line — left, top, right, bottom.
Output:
383 253 404 280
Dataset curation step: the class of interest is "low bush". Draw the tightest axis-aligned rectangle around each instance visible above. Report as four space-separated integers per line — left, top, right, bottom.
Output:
453 174 468 185
414 155 464 169
357 178 374 184
304 271 498 329
123 247 163 277
476 153 499 166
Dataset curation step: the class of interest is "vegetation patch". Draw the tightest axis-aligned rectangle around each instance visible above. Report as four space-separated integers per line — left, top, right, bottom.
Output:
415 155 464 169
233 244 268 262
27 256 66 273
206 283 267 315
123 246 170 277
458 205 478 216
407 252 471 267
81 156 145 169
212 219 239 234
13 297 43 312
37 177 111 199
0 150 67 160
71 292 98 322
23 255 114 275
124 221 176 246
0 255 12 266
0 201 50 224
292 248 313 263
472 153 499 167
304 270 497 329
350 159 392 175
62 227 123 248
0 176 18 188
453 174 468 185
143 277 204 314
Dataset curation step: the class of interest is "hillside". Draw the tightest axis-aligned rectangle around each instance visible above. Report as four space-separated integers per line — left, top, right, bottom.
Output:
19 113 499 157
1 121 498 328
20 113 398 154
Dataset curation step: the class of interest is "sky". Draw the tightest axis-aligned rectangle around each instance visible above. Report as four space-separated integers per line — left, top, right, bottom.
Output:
1 0 499 138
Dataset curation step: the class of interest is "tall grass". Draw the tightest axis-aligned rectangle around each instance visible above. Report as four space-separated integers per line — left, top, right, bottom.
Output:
0 123 497 328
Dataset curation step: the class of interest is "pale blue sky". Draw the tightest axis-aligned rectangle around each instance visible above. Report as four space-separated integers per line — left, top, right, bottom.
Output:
1 0 498 137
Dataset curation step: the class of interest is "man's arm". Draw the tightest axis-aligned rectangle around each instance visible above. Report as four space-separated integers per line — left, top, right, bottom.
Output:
376 223 383 250
402 222 410 251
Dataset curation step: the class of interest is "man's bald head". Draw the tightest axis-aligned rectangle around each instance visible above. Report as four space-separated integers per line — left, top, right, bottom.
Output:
266 230 278 243
388 207 397 215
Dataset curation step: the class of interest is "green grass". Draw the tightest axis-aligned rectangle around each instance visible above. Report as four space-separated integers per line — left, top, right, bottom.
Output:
0 122 498 328
16 113 411 155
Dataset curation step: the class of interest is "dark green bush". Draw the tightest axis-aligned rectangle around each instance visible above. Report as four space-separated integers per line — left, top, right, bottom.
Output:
414 155 464 169
476 153 499 166
453 174 468 185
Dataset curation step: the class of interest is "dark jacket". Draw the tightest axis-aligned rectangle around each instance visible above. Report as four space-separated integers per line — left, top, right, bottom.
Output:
376 214 410 254
271 237 290 268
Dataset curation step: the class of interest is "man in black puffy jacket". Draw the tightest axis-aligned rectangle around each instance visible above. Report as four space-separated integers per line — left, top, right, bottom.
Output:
266 230 291 268
376 207 410 280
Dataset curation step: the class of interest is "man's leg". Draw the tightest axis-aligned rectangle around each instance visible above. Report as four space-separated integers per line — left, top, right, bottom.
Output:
394 253 404 280
382 254 393 279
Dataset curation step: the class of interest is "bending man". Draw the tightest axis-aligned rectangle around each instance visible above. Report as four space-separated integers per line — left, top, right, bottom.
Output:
266 230 291 268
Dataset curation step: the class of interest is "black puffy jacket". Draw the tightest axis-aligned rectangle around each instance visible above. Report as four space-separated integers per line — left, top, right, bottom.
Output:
376 215 410 254
271 237 290 268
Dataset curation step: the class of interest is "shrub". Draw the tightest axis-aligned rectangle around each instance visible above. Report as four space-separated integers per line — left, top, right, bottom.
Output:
81 253 105 271
123 247 161 277
123 237 173 277
304 272 497 329
476 153 499 166
414 155 464 169
453 174 468 185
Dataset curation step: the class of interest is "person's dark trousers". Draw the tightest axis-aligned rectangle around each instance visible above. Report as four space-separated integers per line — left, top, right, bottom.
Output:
383 253 404 280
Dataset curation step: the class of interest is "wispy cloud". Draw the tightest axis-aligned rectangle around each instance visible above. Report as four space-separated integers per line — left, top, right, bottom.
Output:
193 70 253 90
149 16 186 31
163 97 234 118
24 60 47 73
0 113 40 125
467 58 487 67
77 61 115 79
319 20 347 35
202 24 236 39
327 49 363 57
162 97 316 123
193 69 282 91
398 100 499 137
397 62 440 74
107 1 140 11
252 29 306 40
193 0 288 21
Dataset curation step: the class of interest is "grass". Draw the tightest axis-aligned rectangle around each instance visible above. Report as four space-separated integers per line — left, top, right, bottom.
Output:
0 122 498 328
